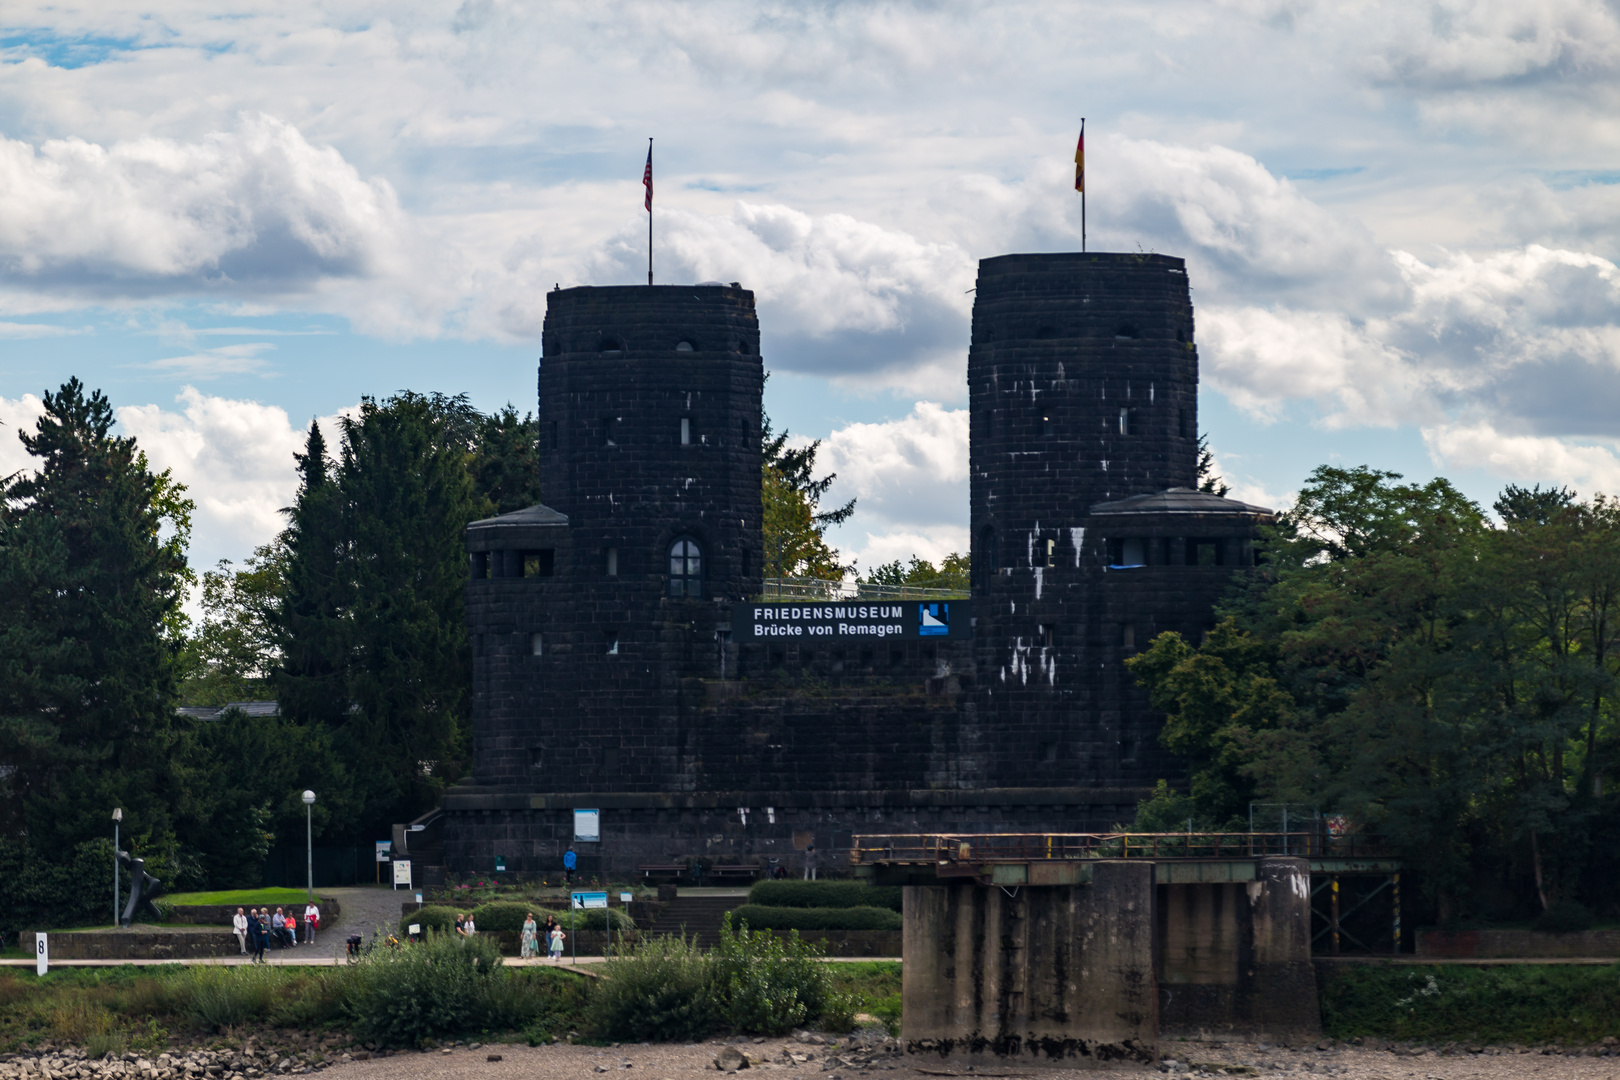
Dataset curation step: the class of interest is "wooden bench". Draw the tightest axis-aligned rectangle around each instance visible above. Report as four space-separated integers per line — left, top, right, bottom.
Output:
709 864 762 882
638 863 688 881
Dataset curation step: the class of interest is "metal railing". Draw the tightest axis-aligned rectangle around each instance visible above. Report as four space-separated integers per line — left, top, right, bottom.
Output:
758 576 967 601
850 830 1392 865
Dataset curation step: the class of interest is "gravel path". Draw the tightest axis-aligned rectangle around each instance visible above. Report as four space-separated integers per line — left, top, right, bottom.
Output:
314 1038 1620 1080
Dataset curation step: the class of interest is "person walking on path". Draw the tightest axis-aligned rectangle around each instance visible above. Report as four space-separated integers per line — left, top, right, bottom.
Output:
520 913 539 958
464 912 477 936
454 913 467 937
246 909 267 964
232 907 248 955
563 845 577 884
547 924 565 962
304 901 320 943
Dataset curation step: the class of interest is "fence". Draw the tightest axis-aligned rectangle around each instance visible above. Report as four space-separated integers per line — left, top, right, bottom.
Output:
759 576 966 601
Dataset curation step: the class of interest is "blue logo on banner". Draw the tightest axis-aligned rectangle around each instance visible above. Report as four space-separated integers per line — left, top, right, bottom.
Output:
918 602 949 637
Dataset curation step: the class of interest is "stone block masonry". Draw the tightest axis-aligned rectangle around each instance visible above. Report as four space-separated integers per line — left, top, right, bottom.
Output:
441 257 1273 879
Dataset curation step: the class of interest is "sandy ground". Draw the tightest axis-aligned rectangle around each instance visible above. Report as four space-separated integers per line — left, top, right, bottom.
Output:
315 1038 1620 1080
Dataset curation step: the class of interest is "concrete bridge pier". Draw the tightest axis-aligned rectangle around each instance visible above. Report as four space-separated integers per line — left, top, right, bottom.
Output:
1157 856 1319 1043
899 856 1320 1066
902 861 1158 1067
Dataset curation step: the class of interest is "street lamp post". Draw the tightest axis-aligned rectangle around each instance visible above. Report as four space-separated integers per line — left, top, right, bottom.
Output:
302 791 316 902
112 808 122 927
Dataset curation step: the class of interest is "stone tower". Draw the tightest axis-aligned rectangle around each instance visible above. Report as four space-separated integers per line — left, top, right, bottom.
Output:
460 285 763 817
968 252 1265 791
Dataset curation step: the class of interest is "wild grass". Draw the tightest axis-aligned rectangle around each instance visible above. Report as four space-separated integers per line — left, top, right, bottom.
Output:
1319 963 1620 1045
160 889 315 908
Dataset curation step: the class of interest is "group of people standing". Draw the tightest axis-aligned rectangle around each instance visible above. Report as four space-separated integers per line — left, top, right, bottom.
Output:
232 903 320 963
519 912 566 961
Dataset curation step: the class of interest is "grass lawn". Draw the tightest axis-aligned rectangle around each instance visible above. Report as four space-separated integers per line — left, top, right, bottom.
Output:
160 888 316 907
825 961 901 1033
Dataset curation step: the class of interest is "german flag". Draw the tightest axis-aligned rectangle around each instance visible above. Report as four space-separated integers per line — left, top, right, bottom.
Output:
1074 122 1085 193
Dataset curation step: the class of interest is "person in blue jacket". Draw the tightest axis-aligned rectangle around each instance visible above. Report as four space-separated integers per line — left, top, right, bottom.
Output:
563 845 577 884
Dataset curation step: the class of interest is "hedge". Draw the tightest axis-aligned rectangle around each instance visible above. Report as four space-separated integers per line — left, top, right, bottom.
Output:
729 904 900 932
401 903 634 937
747 881 902 912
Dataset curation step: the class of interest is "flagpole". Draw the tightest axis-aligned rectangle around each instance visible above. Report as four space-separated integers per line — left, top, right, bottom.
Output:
1080 118 1086 253
647 138 654 286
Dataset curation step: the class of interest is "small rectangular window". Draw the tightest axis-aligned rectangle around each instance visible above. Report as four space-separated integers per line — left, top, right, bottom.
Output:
522 549 555 577
1122 623 1136 649
528 746 543 769
602 417 617 446
605 630 619 655
606 547 618 576
1119 407 1132 435
1041 415 1052 436
1039 624 1054 649
470 552 489 580
1121 538 1146 567
530 632 543 656
1045 538 1056 567
680 417 691 445
1178 408 1190 439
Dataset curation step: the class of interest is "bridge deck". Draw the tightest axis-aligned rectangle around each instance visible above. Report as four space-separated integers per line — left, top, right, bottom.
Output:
851 831 1399 884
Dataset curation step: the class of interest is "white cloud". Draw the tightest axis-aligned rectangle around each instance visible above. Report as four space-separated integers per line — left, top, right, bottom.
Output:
818 401 970 569
0 392 48 480
145 342 278 378
0 113 406 301
589 203 975 385
1424 421 1620 499
115 387 347 570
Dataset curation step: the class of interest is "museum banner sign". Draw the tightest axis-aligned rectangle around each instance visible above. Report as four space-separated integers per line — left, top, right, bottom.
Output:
734 599 972 641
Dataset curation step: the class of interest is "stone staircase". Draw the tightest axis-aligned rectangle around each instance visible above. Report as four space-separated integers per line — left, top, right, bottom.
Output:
641 892 749 947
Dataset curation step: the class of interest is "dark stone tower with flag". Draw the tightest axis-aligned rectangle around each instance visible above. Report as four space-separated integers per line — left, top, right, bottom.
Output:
429 255 1271 882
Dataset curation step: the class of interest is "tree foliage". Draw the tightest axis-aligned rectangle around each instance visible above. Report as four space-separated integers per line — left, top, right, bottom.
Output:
861 553 970 592
1129 465 1620 923
0 379 192 877
761 405 854 579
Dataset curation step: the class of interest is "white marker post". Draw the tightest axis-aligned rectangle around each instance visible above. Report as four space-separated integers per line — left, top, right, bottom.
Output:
35 933 47 976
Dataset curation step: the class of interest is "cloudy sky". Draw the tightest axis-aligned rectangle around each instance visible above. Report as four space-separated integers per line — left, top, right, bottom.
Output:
2 0 1619 582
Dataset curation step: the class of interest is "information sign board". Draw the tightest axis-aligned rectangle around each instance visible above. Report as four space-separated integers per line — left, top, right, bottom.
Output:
734 600 971 642
392 859 412 888
375 840 392 863
571 891 608 910
573 808 600 842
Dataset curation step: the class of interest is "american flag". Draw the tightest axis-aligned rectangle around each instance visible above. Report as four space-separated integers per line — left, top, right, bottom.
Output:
643 143 653 211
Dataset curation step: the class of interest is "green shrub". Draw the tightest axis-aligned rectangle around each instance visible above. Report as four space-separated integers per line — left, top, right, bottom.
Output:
730 904 900 932
539 906 635 933
715 913 830 1035
1532 900 1593 934
747 880 902 911
471 902 537 932
586 933 722 1042
268 970 346 1028
1320 963 1620 1045
477 968 586 1036
181 964 281 1030
340 929 505 1047
402 905 462 934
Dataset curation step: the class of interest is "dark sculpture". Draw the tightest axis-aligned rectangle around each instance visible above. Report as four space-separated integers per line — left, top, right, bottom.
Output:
117 849 163 927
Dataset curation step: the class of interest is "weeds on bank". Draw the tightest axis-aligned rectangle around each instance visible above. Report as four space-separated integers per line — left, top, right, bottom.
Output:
585 914 858 1043
1320 963 1620 1045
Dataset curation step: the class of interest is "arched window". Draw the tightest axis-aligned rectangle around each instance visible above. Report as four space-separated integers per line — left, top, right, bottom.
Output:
675 340 696 351
669 538 703 598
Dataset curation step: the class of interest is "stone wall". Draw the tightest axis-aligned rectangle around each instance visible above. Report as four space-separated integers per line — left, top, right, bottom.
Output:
36 931 241 960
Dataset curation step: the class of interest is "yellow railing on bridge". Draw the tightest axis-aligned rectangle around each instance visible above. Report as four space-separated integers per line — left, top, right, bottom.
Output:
849 831 1390 865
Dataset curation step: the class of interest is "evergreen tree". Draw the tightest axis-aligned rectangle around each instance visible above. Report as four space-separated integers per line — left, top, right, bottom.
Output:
332 393 479 838
0 379 190 866
277 421 350 732
471 404 542 515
